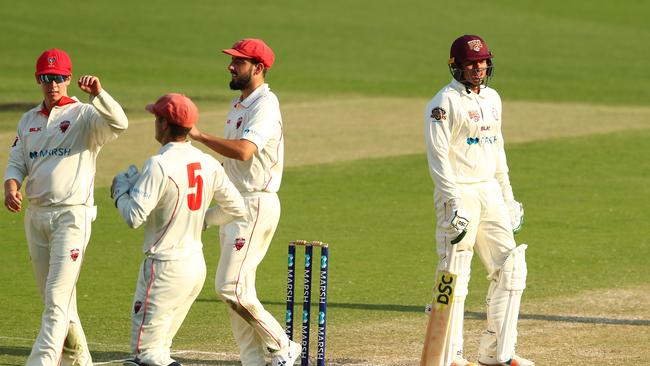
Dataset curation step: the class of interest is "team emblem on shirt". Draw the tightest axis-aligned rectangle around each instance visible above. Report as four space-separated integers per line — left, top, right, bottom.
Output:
468 111 481 122
234 237 246 251
59 120 70 133
430 107 447 121
134 300 142 314
236 117 243 129
70 248 80 261
467 40 483 52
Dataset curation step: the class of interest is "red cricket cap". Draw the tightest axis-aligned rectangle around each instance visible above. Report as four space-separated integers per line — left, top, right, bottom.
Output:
222 38 275 69
145 93 199 128
35 48 72 76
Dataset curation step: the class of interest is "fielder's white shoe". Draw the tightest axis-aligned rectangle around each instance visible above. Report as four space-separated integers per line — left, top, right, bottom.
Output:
451 357 478 366
478 354 534 366
271 341 302 366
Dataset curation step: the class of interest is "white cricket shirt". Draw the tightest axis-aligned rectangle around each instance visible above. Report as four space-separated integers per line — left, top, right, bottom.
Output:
424 79 514 203
223 83 284 193
4 91 128 207
116 141 246 260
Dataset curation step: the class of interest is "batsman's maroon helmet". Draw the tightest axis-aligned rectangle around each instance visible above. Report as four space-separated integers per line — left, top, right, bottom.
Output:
448 35 494 86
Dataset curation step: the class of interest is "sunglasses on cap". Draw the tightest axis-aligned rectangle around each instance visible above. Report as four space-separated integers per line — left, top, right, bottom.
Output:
38 74 69 84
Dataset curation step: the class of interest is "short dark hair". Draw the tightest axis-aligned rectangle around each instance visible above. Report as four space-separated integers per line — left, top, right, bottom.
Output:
167 123 191 139
251 59 268 77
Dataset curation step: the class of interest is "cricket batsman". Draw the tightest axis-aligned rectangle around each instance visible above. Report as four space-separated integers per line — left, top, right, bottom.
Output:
422 35 533 366
3 48 128 365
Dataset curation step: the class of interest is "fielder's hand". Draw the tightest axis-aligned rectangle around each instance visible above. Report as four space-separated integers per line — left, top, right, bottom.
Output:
78 75 103 96
110 165 140 207
507 200 524 234
444 199 469 244
4 190 23 213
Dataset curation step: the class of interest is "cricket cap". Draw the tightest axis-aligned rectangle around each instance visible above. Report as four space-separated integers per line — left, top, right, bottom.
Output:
223 38 275 69
146 93 199 128
35 48 72 76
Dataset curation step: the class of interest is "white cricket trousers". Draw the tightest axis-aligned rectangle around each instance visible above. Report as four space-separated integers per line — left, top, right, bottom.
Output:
434 179 518 360
24 205 96 366
130 253 206 366
216 192 289 366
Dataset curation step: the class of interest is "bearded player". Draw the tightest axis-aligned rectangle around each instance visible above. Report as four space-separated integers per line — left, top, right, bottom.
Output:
423 35 533 366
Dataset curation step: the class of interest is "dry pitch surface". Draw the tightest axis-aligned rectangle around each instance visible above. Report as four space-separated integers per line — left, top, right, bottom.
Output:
1 98 649 365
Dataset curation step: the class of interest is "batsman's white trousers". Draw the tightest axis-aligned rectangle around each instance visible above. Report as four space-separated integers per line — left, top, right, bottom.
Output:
24 205 96 366
216 192 289 366
435 179 518 359
130 253 206 365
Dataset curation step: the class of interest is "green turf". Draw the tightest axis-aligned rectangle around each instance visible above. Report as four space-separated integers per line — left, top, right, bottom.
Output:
0 0 648 114
1 129 648 363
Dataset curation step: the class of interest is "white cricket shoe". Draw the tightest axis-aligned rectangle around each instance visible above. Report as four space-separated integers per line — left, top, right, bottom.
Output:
271 341 302 366
478 354 534 366
451 357 478 366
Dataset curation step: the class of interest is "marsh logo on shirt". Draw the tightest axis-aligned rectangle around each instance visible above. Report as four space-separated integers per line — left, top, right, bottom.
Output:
467 135 498 145
234 237 246 251
430 107 447 121
70 248 80 261
29 148 71 159
59 120 70 133
29 127 42 133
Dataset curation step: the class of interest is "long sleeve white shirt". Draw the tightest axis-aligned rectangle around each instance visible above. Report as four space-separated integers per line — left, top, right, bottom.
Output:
116 141 246 260
424 79 514 203
4 90 128 207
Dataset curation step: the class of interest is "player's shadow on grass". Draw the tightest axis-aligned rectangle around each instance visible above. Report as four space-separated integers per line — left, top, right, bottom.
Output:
0 345 30 361
252 300 650 327
0 347 241 366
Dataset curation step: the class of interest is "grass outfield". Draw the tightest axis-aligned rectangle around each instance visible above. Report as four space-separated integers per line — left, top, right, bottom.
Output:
1 129 648 365
0 0 648 113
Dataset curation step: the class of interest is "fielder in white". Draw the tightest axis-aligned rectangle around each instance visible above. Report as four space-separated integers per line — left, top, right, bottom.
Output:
424 35 532 366
189 38 301 366
112 93 247 366
3 48 128 366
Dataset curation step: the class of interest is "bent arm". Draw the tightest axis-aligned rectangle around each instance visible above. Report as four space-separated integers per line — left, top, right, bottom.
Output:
116 159 165 228
89 89 129 133
205 170 247 226
190 128 257 161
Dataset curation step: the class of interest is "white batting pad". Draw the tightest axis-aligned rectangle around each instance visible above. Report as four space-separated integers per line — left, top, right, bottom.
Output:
482 244 528 362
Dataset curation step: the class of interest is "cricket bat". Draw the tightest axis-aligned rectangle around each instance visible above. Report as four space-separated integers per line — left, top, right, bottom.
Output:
420 249 457 366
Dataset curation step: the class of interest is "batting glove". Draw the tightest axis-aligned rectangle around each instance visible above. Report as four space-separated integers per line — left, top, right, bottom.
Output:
444 199 469 244
507 200 524 234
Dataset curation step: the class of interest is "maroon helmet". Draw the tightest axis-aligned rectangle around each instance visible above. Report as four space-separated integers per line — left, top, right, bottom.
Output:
448 35 494 87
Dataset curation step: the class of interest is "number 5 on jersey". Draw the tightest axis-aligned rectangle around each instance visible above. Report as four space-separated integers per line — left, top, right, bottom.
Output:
186 162 203 211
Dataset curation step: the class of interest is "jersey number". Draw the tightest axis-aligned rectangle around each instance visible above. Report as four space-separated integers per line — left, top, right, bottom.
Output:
186 162 203 211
